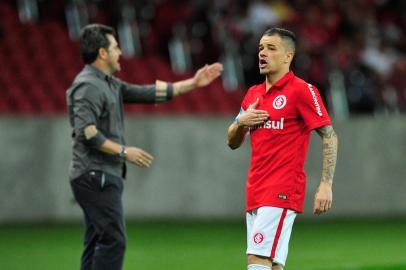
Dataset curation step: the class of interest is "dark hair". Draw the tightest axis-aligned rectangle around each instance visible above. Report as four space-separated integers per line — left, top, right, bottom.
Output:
79 24 116 64
263 28 296 52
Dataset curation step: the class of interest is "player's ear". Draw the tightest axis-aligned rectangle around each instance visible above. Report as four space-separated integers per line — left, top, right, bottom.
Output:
285 51 294 63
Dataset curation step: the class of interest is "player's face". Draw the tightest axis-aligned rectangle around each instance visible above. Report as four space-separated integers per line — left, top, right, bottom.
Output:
105 34 122 74
258 35 290 75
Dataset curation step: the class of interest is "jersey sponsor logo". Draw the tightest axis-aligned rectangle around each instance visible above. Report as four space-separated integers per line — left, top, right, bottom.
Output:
250 118 284 131
307 84 323 116
253 232 265 245
272 95 287 109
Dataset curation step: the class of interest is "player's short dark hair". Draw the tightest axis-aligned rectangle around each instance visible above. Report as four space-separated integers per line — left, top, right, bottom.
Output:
79 24 116 64
263 28 296 52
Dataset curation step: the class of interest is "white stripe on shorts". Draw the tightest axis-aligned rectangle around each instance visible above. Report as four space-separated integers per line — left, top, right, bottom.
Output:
246 206 296 266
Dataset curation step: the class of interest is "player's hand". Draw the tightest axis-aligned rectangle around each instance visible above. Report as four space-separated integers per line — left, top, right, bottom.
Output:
125 147 154 168
193 63 223 87
313 181 333 215
236 98 269 128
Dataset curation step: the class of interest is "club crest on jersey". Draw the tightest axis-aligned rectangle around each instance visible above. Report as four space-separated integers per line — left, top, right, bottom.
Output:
272 95 287 109
253 232 265 245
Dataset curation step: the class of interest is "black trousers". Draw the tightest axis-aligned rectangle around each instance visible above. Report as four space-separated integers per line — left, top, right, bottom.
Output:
71 170 126 270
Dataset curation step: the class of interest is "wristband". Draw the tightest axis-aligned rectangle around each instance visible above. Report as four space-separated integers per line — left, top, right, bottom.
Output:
236 116 244 127
166 83 174 100
87 131 107 148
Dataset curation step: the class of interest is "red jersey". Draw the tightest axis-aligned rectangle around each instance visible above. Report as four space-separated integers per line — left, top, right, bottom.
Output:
240 71 331 213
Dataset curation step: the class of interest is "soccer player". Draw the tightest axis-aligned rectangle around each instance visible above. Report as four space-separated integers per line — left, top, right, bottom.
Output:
67 24 222 270
227 28 338 270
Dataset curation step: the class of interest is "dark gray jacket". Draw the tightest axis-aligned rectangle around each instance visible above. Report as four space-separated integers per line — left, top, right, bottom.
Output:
66 65 172 180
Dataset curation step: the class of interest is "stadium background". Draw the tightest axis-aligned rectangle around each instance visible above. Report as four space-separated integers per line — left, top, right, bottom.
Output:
0 0 405 269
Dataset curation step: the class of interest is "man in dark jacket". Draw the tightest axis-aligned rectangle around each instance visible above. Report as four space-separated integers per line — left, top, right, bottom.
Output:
67 24 223 270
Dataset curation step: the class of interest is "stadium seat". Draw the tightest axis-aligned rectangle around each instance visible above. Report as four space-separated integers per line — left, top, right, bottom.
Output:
0 2 243 115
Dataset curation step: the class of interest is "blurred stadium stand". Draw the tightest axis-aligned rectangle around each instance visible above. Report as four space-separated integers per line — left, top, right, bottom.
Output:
0 0 245 114
0 0 404 116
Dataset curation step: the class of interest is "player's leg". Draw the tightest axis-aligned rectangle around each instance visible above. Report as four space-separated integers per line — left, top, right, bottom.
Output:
246 255 285 270
247 210 271 269
272 262 284 270
246 207 296 270
247 254 272 269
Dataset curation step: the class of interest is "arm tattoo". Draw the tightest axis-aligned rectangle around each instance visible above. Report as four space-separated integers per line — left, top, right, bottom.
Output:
316 125 338 184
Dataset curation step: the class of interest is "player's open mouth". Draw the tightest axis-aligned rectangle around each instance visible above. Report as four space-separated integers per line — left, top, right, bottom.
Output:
259 59 268 69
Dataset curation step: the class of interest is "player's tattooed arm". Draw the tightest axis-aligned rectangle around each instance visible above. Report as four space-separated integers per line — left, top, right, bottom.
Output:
315 125 338 184
313 125 337 215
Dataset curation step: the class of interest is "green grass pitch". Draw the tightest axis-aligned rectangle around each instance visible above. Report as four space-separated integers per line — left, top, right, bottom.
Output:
0 219 405 270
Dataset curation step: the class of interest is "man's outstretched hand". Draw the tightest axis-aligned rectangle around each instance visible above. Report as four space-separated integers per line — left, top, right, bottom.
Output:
193 63 223 88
